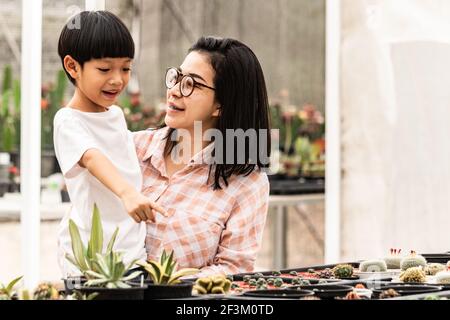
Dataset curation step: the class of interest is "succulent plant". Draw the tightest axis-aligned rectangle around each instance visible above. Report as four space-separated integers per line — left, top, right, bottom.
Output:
243 275 252 283
435 271 450 284
66 290 98 300
316 268 334 279
266 278 275 285
254 272 264 278
137 250 198 285
291 277 301 285
299 279 311 286
33 283 60 300
226 275 234 282
274 278 284 287
289 271 298 276
307 268 316 274
399 267 426 283
0 276 22 300
400 251 427 271
318 279 328 284
379 288 400 299
248 279 257 287
332 264 354 279
84 251 142 289
424 263 446 276
66 204 119 275
384 248 403 269
272 271 281 276
256 278 267 286
359 260 388 272
193 275 232 295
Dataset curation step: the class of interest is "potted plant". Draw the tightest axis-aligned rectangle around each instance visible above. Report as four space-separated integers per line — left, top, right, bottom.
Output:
0 276 23 300
64 204 146 300
134 250 199 299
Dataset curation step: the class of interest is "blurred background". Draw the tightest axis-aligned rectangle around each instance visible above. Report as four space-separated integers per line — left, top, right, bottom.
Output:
1 0 449 285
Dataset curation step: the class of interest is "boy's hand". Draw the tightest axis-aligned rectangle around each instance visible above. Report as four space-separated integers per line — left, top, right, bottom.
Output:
120 189 167 223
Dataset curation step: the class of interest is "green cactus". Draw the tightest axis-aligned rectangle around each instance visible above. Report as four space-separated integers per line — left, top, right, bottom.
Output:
289 271 298 276
273 278 284 288
384 256 402 270
194 275 232 295
332 264 354 279
359 260 388 272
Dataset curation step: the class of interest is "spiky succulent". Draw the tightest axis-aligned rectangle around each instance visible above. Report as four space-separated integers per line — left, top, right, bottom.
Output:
137 250 198 285
399 267 426 283
424 263 446 276
33 283 60 300
400 252 427 271
84 251 142 289
359 260 388 272
66 204 119 275
435 271 450 284
274 278 284 287
193 275 232 295
332 264 354 278
0 276 22 300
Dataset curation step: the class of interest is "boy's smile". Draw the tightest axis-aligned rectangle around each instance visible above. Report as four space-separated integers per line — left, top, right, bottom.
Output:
65 56 132 112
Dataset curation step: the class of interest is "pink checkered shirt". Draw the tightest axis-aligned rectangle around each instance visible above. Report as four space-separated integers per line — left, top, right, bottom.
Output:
133 127 269 277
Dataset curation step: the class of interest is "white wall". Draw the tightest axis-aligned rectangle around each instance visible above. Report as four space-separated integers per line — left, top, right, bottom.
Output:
340 0 450 261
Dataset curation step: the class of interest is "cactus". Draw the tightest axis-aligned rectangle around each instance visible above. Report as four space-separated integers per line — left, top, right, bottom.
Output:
359 260 388 272
332 264 354 279
248 279 257 287
272 271 281 276
273 278 284 287
435 271 450 284
317 268 334 279
33 283 60 300
424 263 446 276
243 275 251 283
379 288 400 299
400 251 427 271
399 267 426 283
194 275 232 295
289 271 298 276
384 248 403 269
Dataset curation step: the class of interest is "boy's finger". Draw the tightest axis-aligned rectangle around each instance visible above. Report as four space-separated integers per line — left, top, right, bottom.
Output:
151 203 167 216
136 210 147 222
143 206 155 222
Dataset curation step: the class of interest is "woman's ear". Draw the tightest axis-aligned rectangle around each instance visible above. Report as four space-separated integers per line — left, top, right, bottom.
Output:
212 103 221 117
63 55 80 81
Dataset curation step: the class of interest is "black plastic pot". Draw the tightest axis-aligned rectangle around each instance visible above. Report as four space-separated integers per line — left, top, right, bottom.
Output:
373 284 442 298
63 276 87 296
243 289 315 299
289 284 354 299
73 284 146 300
129 279 194 300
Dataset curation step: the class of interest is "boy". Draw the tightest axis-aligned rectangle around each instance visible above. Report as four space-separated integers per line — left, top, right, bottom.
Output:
54 11 165 276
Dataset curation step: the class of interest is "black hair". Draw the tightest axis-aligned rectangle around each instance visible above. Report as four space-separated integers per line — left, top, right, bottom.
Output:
58 11 135 85
163 36 271 190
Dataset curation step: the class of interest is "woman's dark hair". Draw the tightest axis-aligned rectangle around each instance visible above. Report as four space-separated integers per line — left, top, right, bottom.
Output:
164 36 271 190
58 11 135 85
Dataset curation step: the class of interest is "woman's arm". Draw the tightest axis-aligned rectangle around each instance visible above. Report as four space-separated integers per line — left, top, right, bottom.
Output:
196 173 270 277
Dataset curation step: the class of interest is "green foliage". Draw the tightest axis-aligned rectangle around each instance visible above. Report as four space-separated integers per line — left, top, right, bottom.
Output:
137 249 198 285
84 252 141 289
0 65 20 152
0 276 23 300
66 204 119 275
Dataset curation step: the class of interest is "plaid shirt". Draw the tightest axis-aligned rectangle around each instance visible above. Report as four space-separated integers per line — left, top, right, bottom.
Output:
133 127 269 277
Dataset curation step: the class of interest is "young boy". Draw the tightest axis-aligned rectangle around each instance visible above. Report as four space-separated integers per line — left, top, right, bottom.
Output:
54 11 165 276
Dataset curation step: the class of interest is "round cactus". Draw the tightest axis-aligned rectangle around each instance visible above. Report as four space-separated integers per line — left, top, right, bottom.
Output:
332 264 354 279
399 267 426 283
435 271 450 284
424 263 446 276
384 256 402 269
400 254 427 271
194 275 233 295
359 260 388 272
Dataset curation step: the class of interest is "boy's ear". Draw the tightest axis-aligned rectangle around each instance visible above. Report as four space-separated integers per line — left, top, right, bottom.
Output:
63 55 80 80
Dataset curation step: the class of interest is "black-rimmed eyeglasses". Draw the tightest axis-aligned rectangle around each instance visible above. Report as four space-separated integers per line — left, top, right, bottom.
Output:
165 67 215 97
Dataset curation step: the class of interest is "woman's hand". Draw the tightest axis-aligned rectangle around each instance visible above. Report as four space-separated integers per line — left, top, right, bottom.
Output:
120 188 167 223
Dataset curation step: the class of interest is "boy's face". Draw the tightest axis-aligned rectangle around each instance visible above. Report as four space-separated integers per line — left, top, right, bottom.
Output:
65 56 132 108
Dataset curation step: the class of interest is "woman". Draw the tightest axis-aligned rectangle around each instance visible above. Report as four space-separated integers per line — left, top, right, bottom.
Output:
134 36 271 276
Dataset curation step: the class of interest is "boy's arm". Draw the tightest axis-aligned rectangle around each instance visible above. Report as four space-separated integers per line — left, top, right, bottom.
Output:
79 148 166 222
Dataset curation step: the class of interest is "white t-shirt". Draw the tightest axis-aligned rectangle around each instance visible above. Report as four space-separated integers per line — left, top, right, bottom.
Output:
53 105 146 276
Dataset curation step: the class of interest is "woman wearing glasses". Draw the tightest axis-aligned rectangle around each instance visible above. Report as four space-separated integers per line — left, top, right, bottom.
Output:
133 36 271 276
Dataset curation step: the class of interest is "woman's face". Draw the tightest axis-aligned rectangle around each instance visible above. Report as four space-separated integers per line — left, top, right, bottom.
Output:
165 51 220 132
